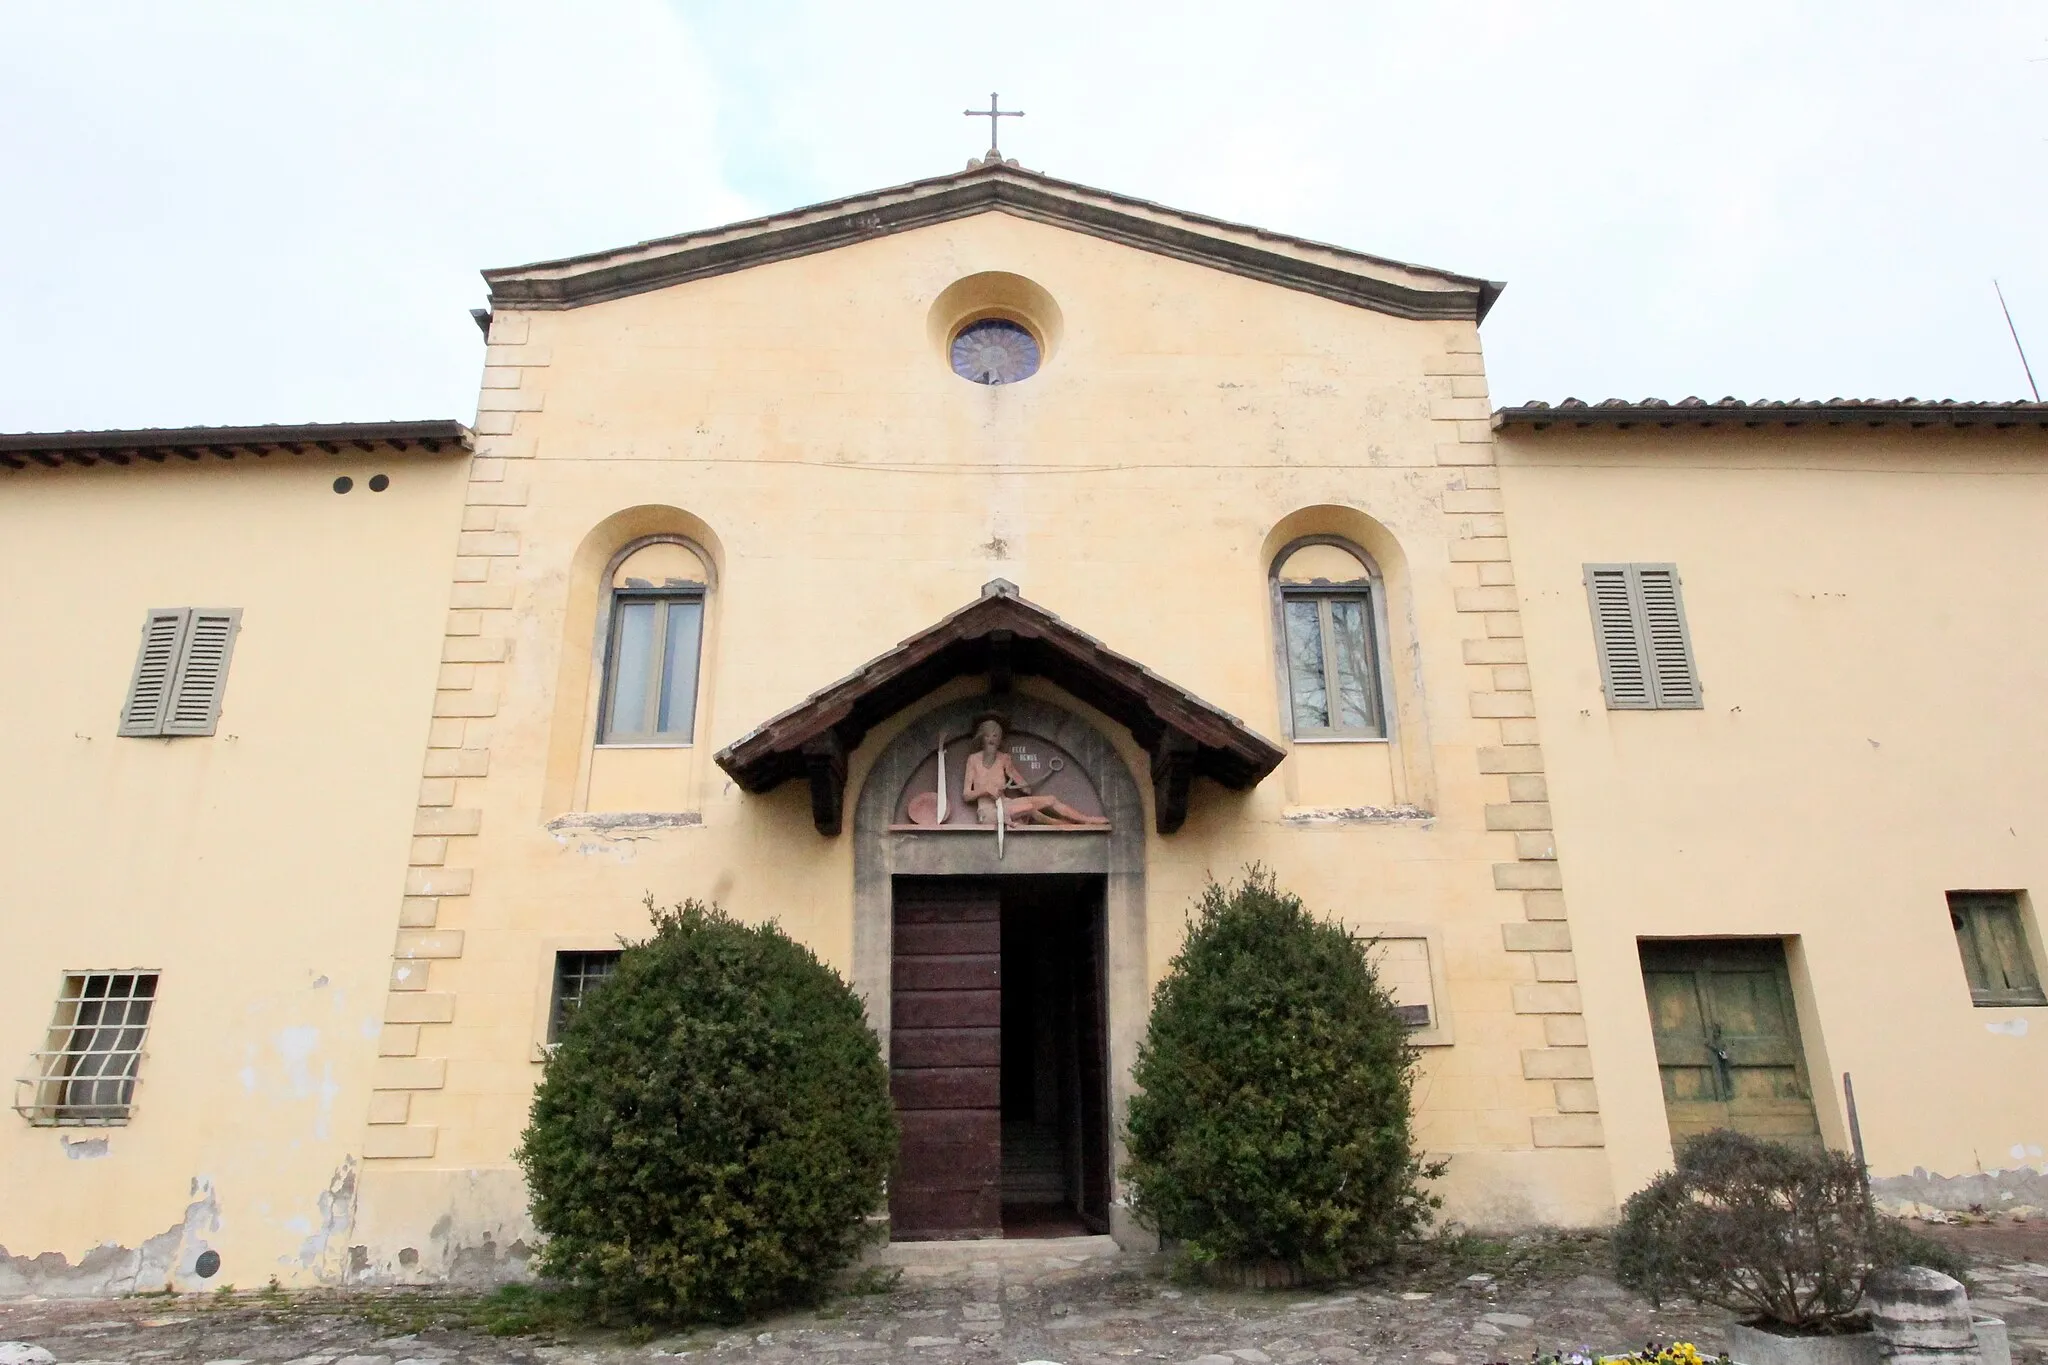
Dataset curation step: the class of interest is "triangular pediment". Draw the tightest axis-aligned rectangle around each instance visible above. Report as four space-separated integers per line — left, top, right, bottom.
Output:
484 162 1501 322
713 580 1284 836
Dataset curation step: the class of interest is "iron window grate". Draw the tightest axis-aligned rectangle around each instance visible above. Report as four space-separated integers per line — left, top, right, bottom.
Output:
14 972 160 1126
549 951 621 1042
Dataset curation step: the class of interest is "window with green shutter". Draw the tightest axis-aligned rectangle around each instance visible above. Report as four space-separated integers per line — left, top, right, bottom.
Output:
1948 892 2047 1007
1583 564 1701 710
117 608 242 737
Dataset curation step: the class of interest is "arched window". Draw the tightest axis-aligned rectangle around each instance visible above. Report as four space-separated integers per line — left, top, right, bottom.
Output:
598 539 708 744
1273 538 1385 740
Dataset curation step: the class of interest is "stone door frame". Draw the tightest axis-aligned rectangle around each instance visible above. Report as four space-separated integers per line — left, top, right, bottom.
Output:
851 692 1151 1249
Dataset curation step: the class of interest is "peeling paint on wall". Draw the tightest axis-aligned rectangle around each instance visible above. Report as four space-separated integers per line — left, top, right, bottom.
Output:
544 811 702 834
59 1137 108 1161
1282 804 1435 825
1875 1162 2048 1219
293 1159 358 1277
545 811 704 859
268 1025 342 1140
347 1167 537 1287
0 1178 218 1299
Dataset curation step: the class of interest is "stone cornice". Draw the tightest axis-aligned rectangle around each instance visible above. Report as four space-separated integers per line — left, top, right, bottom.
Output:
485 167 1503 323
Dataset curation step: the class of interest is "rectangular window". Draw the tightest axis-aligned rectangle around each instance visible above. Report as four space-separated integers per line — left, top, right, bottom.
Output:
549 951 621 1042
15 972 160 1125
600 592 703 743
1949 892 2046 1007
1281 589 1383 738
118 607 242 737
1584 564 1701 710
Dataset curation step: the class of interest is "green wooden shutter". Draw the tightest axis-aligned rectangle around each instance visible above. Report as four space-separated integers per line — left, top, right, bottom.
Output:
1585 564 1702 710
1584 566 1652 708
162 608 241 736
1636 566 1703 708
118 609 192 736
1950 892 2047 1006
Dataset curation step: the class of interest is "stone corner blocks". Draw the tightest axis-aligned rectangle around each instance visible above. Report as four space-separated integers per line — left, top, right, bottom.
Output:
1531 1114 1606 1148
363 1124 439 1160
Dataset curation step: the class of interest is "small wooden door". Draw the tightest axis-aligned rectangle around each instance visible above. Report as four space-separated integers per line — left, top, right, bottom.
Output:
891 879 1002 1239
1640 940 1823 1151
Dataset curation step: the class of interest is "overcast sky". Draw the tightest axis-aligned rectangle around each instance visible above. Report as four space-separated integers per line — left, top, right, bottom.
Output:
2 2 2043 432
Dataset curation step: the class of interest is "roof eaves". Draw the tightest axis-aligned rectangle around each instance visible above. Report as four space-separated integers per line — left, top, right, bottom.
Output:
0 420 474 471
1492 398 2048 433
714 581 1285 834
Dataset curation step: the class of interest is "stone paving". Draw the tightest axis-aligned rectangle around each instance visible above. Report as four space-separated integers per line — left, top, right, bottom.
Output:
1 1227 2043 1365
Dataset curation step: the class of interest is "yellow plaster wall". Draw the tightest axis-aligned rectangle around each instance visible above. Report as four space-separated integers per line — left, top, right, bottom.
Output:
0 451 468 1292
350 209 1615 1273
1497 428 2048 1208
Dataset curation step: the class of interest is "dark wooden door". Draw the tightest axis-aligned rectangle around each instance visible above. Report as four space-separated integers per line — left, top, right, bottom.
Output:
891 879 1002 1239
1639 940 1823 1151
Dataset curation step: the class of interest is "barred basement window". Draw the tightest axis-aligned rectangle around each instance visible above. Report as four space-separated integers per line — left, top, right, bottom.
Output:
15 972 160 1125
549 951 621 1042
1949 892 2047 1008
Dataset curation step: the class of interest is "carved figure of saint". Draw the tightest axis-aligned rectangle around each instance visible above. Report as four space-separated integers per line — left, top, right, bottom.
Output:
959 717 1108 827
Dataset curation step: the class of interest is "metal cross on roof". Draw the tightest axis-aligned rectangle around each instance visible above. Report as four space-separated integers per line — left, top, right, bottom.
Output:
964 92 1023 154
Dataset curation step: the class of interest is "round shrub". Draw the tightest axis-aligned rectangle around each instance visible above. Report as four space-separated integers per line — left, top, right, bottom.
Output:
1614 1129 1965 1331
517 898 897 1324
1121 867 1440 1280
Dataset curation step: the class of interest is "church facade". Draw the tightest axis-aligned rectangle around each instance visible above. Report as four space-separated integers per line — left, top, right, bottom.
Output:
4 161 2046 1294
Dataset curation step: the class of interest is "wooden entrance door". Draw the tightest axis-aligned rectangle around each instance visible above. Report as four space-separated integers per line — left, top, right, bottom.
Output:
1639 939 1823 1151
891 879 1002 1239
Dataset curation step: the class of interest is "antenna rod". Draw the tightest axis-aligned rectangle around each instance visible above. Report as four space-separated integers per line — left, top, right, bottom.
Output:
1995 279 2042 402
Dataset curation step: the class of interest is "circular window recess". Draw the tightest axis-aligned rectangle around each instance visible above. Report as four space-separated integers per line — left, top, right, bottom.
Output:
951 319 1040 384
194 1249 221 1278
332 476 353 494
928 271 1063 384
368 473 390 492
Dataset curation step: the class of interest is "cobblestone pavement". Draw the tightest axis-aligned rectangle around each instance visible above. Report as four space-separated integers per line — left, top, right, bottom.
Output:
2 1227 2043 1365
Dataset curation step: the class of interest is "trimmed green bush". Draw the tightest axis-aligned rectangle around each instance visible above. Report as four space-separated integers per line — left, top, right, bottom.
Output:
1121 867 1440 1280
1613 1129 1966 1331
516 898 896 1324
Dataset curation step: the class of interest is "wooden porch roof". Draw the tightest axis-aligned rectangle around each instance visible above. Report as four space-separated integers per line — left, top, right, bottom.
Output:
713 580 1285 836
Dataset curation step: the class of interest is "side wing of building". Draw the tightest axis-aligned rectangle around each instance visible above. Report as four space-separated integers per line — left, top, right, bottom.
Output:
1496 402 2048 1213
0 425 469 1294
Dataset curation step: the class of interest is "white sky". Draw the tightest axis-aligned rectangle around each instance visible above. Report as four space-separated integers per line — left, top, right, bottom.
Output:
2 1 2043 431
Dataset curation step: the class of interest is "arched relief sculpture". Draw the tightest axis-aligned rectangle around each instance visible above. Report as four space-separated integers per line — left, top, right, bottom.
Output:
894 714 1110 843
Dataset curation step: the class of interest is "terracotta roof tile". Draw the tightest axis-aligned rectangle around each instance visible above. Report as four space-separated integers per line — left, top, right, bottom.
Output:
1494 398 2048 431
0 420 473 471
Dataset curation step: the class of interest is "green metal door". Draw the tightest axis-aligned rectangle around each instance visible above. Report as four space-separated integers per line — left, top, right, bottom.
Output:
1639 939 1823 1151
